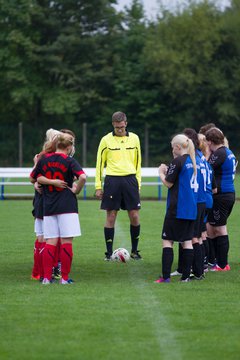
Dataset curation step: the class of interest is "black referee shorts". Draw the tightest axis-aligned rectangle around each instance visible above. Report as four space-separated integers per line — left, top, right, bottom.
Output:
101 175 141 211
208 192 235 226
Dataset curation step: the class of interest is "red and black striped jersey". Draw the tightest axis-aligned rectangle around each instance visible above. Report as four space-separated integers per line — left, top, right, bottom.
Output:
30 153 85 216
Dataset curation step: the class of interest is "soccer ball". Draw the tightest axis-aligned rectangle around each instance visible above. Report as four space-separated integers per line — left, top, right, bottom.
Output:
111 248 130 263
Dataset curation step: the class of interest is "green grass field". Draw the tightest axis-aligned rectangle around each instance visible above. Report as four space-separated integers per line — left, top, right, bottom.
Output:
1 200 240 360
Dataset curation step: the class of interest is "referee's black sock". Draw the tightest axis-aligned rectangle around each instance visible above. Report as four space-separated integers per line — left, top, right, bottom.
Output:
192 243 203 277
181 249 194 280
130 224 140 253
216 235 229 268
162 247 173 279
104 227 114 255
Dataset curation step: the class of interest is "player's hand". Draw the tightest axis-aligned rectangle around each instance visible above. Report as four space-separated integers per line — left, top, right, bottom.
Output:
70 182 78 194
34 181 42 194
52 179 68 188
95 189 103 200
33 154 40 165
159 164 168 175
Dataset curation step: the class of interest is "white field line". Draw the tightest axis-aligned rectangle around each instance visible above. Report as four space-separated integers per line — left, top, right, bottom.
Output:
114 219 182 360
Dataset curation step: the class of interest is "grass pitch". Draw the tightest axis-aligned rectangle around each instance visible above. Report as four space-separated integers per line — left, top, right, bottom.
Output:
0 200 240 360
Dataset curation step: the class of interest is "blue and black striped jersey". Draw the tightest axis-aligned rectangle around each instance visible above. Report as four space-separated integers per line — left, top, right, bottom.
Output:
165 154 197 220
208 146 236 193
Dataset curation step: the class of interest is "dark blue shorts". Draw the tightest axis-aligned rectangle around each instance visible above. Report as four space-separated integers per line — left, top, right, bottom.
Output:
101 175 141 211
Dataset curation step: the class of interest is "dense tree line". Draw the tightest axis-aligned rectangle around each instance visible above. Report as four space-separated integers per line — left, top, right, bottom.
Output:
0 0 239 167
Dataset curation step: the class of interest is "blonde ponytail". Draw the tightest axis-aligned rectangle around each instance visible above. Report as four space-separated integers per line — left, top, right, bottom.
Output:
171 134 197 175
187 138 197 176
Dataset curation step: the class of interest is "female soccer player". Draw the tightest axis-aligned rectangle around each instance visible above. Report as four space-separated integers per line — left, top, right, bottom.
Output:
31 128 61 281
205 127 236 271
30 132 86 284
198 133 217 270
155 134 197 283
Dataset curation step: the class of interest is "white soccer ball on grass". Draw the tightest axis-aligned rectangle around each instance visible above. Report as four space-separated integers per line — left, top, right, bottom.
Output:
111 248 130 263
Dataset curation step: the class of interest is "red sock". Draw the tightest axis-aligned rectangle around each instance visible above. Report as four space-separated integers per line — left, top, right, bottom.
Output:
53 238 61 268
32 239 40 277
39 241 46 279
43 243 56 280
61 243 73 281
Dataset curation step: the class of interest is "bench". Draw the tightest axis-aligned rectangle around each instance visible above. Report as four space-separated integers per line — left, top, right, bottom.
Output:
0 167 162 200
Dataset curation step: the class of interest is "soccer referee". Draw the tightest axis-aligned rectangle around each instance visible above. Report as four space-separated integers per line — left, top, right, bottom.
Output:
95 111 142 260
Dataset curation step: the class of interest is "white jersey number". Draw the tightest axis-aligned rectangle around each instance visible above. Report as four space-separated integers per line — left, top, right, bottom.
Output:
190 174 199 193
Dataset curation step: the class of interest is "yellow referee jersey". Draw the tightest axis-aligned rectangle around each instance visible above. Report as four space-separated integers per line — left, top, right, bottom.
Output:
95 131 141 190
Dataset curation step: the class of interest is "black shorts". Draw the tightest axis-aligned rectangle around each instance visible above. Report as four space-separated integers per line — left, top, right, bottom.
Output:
193 202 206 238
202 208 211 232
162 217 195 242
101 175 141 211
208 192 235 226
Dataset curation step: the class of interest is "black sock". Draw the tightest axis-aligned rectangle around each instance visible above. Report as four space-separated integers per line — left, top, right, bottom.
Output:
177 243 184 273
200 243 205 274
104 227 114 255
192 243 203 277
130 224 140 253
216 235 229 268
181 249 194 280
208 237 216 265
162 247 173 279
203 239 209 265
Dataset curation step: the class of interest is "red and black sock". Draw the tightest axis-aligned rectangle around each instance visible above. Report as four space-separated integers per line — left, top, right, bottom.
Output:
43 243 56 280
39 241 46 279
53 238 61 268
61 243 73 281
32 239 40 277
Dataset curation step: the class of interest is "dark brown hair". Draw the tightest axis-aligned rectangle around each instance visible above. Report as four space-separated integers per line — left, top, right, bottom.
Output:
60 129 76 138
199 123 216 135
205 127 225 145
183 128 199 149
112 111 127 122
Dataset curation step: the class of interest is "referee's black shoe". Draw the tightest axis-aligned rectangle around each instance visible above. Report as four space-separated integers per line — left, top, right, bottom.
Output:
104 252 112 261
130 250 142 260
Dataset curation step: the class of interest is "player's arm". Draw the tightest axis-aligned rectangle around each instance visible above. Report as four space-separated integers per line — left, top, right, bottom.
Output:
30 165 39 183
159 164 173 189
37 176 68 188
71 173 87 195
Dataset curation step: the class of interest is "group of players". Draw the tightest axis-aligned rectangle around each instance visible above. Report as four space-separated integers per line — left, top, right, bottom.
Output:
155 123 236 283
30 129 86 284
29 114 237 285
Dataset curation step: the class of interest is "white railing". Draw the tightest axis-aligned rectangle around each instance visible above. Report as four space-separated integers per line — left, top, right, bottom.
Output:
0 167 162 200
